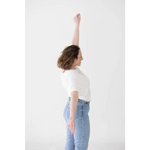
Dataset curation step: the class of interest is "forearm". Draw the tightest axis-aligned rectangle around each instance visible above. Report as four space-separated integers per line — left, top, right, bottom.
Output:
70 94 78 120
71 24 79 46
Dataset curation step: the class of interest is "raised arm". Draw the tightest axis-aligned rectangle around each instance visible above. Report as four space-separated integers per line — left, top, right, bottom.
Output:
71 13 81 46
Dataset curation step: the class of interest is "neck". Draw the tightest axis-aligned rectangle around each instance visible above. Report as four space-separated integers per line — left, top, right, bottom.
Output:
71 65 76 69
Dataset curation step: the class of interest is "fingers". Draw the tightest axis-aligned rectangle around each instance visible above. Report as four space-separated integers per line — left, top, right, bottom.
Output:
67 121 75 135
71 123 75 135
76 13 80 17
71 127 74 135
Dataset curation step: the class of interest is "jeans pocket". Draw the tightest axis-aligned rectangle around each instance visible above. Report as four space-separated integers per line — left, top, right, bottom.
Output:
85 104 90 113
81 103 90 118
75 105 80 119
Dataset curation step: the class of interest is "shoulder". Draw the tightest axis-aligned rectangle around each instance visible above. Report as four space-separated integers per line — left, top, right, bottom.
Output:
67 72 79 81
67 72 75 77
68 71 76 76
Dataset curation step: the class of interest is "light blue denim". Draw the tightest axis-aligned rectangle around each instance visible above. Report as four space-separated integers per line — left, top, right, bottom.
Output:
63 97 90 150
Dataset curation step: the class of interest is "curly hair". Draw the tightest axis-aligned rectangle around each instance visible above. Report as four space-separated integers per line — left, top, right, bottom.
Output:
57 45 81 70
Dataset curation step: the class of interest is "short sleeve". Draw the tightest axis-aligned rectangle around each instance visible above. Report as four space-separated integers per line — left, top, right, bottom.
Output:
67 73 80 94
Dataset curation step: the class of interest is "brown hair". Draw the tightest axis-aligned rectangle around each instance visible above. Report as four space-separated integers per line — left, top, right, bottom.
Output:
57 45 80 70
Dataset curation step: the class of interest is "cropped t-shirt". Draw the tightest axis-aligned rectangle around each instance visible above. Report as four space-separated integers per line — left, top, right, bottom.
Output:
60 66 91 102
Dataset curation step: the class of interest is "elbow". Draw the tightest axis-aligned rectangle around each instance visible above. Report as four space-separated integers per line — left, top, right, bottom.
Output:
70 91 79 99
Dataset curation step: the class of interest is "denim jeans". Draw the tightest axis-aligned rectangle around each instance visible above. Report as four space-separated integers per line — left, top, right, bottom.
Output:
63 97 90 150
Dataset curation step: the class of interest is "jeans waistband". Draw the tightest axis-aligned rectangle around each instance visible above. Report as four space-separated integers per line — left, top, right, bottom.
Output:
68 97 90 104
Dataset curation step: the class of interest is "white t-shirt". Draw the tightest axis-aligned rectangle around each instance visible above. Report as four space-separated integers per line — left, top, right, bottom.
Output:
60 66 91 102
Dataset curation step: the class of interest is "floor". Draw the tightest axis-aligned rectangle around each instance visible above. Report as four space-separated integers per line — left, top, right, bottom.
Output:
22 140 128 150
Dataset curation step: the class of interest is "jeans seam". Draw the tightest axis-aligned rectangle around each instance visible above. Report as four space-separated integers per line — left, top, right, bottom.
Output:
81 118 85 149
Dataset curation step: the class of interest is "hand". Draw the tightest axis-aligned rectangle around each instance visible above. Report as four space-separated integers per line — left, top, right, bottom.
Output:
67 117 75 135
73 13 81 26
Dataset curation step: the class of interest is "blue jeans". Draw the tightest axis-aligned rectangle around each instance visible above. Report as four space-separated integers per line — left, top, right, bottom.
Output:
63 97 90 150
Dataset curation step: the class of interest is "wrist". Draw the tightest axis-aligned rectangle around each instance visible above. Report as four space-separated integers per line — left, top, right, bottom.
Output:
75 23 80 27
69 116 75 120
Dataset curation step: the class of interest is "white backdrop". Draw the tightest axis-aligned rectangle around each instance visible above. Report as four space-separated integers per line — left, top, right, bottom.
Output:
25 0 125 149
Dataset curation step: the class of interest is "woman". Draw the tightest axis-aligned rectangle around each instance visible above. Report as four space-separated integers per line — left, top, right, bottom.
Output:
57 13 91 150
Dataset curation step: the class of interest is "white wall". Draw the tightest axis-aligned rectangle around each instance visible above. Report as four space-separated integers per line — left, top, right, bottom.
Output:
26 0 125 149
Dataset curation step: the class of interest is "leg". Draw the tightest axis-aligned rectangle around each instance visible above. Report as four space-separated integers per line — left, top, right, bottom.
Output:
64 103 75 150
64 123 75 150
74 105 90 150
